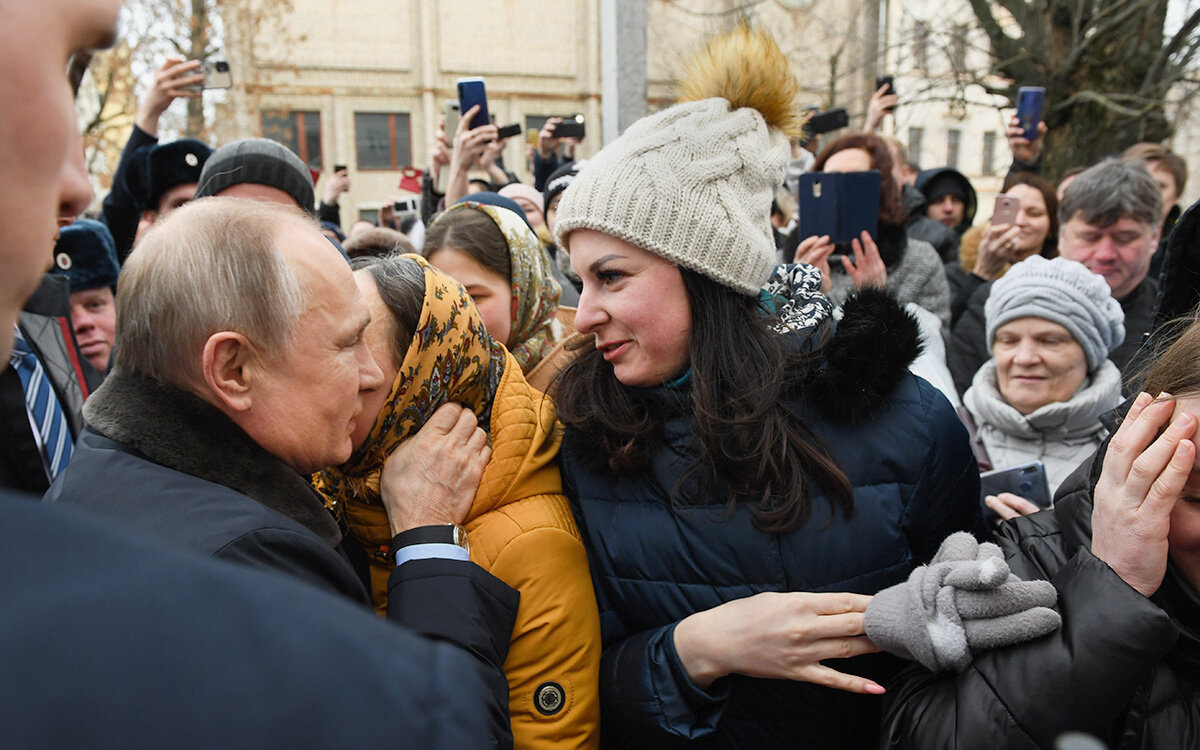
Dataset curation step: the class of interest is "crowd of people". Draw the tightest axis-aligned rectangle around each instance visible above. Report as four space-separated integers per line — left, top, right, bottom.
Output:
3 3 1200 747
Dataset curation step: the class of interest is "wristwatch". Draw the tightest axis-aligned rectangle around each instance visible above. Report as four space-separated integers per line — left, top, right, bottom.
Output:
388 524 469 562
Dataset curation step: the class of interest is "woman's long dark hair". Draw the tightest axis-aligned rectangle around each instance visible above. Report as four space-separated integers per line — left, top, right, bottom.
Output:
554 268 854 534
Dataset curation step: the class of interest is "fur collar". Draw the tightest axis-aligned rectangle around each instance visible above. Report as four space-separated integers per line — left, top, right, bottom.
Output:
83 369 341 547
805 288 923 424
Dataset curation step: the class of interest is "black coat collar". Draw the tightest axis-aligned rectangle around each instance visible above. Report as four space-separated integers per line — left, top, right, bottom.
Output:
83 369 341 547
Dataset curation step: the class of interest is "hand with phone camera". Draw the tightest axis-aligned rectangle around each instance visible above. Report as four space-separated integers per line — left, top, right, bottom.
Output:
136 58 205 137
445 104 499 205
973 194 1023 281
864 78 897 133
321 165 350 206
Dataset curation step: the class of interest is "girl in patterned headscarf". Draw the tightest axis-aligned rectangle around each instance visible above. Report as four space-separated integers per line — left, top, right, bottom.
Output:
423 201 567 390
313 254 600 749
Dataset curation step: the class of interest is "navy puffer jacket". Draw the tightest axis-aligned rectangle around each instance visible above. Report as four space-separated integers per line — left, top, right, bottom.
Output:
560 291 986 748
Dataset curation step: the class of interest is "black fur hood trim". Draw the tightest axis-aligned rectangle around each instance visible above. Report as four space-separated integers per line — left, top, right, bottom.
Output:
83 368 342 547
805 287 923 424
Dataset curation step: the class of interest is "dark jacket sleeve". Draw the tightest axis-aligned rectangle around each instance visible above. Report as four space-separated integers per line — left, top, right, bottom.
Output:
1006 152 1043 182
901 378 989 561
596 621 730 747
879 546 1178 749
948 282 992 397
421 172 442 227
532 151 562 192
386 558 521 750
214 528 373 605
102 125 158 262
317 201 341 227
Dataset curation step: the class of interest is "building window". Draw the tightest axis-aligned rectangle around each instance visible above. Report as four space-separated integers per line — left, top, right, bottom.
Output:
908 127 924 168
355 113 412 171
913 21 930 72
358 208 379 225
261 110 322 168
982 131 997 175
946 129 961 170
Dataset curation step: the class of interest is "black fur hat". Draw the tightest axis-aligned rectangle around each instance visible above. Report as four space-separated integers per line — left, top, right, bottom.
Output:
51 219 120 292
125 138 212 213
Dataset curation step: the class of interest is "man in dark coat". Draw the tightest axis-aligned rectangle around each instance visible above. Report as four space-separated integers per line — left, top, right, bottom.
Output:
949 159 1163 396
915 167 977 237
45 197 520 744
2 0 518 746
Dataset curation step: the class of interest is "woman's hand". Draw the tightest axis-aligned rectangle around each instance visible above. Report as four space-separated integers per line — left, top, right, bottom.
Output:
1007 114 1046 165
672 591 884 694
445 106 499 205
794 234 834 294
841 231 886 290
428 113 451 192
136 58 203 136
1091 393 1196 597
378 403 491 536
984 492 1041 522
973 222 1021 280
863 83 898 133
537 116 564 159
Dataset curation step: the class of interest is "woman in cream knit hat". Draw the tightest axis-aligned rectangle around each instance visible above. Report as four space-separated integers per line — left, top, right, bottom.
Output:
551 24 984 748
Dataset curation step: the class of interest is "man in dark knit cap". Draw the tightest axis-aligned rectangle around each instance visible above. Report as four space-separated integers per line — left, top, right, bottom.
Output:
194 137 315 214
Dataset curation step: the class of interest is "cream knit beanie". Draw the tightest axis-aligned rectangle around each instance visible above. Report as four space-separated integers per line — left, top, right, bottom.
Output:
553 26 800 296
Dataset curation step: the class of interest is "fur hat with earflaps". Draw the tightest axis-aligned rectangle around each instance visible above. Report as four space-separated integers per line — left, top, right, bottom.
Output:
553 25 801 296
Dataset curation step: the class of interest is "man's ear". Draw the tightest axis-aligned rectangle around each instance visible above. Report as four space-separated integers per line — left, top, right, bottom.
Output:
200 331 257 413
139 209 159 225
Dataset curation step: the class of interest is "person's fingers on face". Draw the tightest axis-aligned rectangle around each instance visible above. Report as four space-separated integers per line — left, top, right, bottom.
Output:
1105 393 1168 481
1126 400 1193 498
1142 437 1196 517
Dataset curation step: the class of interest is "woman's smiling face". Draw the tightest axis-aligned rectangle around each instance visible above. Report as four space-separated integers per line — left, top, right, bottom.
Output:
568 229 691 388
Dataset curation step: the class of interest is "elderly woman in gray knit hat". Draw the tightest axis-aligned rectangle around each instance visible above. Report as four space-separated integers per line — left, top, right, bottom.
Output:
963 255 1125 519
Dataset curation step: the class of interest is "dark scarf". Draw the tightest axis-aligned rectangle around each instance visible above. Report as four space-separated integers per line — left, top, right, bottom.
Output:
83 368 341 547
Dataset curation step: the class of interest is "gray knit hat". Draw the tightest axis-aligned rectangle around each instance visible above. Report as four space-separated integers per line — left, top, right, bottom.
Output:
985 256 1125 372
553 26 800 296
194 138 315 215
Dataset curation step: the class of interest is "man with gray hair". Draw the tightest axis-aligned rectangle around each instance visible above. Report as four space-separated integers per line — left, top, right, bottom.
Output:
949 159 1162 395
44 197 519 744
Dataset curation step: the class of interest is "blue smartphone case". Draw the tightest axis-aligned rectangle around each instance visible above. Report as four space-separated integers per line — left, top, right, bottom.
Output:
797 171 881 245
1016 86 1045 141
456 77 490 131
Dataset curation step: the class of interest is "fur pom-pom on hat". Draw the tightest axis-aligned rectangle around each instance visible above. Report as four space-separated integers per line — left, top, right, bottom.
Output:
554 25 799 295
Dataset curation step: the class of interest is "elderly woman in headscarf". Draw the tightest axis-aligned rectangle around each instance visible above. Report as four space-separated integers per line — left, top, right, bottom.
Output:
962 255 1125 520
313 254 600 749
424 200 575 390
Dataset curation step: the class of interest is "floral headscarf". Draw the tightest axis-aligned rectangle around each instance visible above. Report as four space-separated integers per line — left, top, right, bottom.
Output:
313 254 506 548
437 201 562 373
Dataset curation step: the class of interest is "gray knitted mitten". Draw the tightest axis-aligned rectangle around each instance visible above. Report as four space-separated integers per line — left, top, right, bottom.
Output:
864 532 1062 672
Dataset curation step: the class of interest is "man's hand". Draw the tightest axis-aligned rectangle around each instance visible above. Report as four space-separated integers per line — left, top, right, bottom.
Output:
136 58 203 136
1091 393 1196 597
321 169 350 205
1007 114 1047 165
379 403 491 535
537 117 563 159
